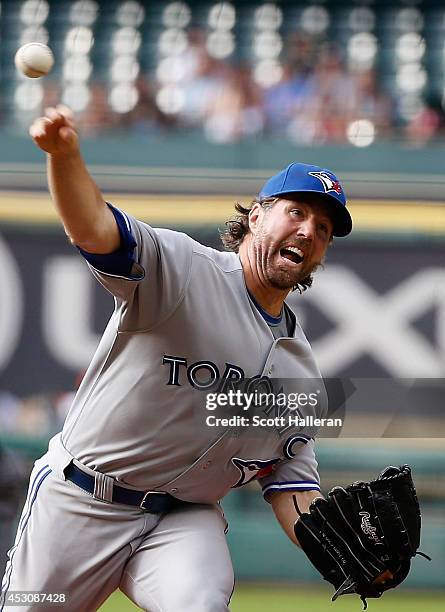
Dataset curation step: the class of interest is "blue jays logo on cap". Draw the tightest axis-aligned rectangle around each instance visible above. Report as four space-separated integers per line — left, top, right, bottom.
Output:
259 162 352 237
308 171 342 196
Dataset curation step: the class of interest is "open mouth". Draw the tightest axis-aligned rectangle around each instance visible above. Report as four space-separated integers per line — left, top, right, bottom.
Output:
280 246 304 265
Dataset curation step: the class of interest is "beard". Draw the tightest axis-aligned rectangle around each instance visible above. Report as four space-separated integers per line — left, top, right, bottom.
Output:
257 239 323 291
264 258 319 291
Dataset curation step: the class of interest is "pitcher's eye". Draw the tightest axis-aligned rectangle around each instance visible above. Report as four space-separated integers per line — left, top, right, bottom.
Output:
318 223 331 240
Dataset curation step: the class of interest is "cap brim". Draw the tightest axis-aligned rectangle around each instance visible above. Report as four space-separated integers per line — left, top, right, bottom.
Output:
269 190 352 237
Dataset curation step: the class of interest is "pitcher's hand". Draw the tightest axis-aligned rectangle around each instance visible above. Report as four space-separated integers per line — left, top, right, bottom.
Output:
30 105 78 156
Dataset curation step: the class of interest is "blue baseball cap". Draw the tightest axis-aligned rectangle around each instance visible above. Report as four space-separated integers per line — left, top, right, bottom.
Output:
259 162 352 237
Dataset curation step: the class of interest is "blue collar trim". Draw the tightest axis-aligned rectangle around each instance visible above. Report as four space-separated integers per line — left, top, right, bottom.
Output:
247 290 283 325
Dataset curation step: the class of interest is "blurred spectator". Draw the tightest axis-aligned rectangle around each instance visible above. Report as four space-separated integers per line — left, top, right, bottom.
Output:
76 83 116 135
15 396 53 437
0 444 27 578
204 65 264 143
263 63 314 135
286 32 319 75
281 44 356 145
179 37 228 127
350 69 393 137
306 44 358 143
0 392 62 438
405 102 442 146
115 77 176 134
0 373 85 439
0 391 21 433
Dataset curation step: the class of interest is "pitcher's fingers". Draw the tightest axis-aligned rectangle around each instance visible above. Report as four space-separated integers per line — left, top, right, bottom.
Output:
61 115 76 130
45 107 66 124
29 117 52 138
56 104 74 120
55 104 76 130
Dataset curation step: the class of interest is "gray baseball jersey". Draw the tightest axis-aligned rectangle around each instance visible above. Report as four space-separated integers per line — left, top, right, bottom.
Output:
49 208 324 501
2 208 326 611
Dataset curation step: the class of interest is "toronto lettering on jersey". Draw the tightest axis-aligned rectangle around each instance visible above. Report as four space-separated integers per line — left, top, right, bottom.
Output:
162 354 342 436
162 355 244 390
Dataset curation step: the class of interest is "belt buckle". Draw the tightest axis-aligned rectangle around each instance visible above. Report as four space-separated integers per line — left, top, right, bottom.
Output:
139 490 168 512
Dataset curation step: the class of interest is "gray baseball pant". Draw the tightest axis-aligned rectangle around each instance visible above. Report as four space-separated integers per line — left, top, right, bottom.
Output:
1 454 234 611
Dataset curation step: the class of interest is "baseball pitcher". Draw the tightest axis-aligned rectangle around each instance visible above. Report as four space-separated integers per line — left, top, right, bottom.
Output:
0 106 426 611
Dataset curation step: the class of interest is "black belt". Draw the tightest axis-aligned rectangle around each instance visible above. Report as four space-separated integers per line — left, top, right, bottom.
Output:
64 462 182 514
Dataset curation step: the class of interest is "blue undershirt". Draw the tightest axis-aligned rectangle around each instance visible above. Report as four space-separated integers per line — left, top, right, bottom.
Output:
247 290 295 338
247 289 283 325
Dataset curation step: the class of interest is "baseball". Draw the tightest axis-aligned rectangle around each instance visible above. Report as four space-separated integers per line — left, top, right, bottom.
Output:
15 42 54 78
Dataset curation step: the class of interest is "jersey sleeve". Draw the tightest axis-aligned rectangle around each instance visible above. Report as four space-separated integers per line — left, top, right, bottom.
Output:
79 204 193 331
258 438 320 501
78 204 138 279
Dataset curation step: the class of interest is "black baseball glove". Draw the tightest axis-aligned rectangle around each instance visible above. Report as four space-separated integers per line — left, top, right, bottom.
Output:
294 465 430 609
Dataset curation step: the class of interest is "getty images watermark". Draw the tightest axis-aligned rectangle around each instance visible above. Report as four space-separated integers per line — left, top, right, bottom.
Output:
204 389 343 433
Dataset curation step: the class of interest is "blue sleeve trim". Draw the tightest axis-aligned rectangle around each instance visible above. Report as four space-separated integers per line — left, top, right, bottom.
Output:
77 204 137 277
262 480 321 498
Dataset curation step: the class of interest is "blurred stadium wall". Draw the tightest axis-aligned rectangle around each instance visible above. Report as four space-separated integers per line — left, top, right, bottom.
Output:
0 0 444 590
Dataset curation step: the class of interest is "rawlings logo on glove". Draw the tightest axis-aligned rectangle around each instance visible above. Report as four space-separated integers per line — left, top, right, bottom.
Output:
294 465 431 609
359 512 380 544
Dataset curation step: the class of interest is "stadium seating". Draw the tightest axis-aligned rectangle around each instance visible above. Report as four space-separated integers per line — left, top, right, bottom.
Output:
0 1 443 144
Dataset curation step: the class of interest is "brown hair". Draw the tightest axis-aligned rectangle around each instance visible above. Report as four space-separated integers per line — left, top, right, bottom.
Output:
219 197 275 253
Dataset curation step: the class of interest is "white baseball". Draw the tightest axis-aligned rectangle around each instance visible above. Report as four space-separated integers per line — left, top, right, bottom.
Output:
15 43 54 78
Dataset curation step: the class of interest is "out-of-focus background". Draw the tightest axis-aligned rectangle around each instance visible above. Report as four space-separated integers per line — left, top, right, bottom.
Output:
0 1 444 610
